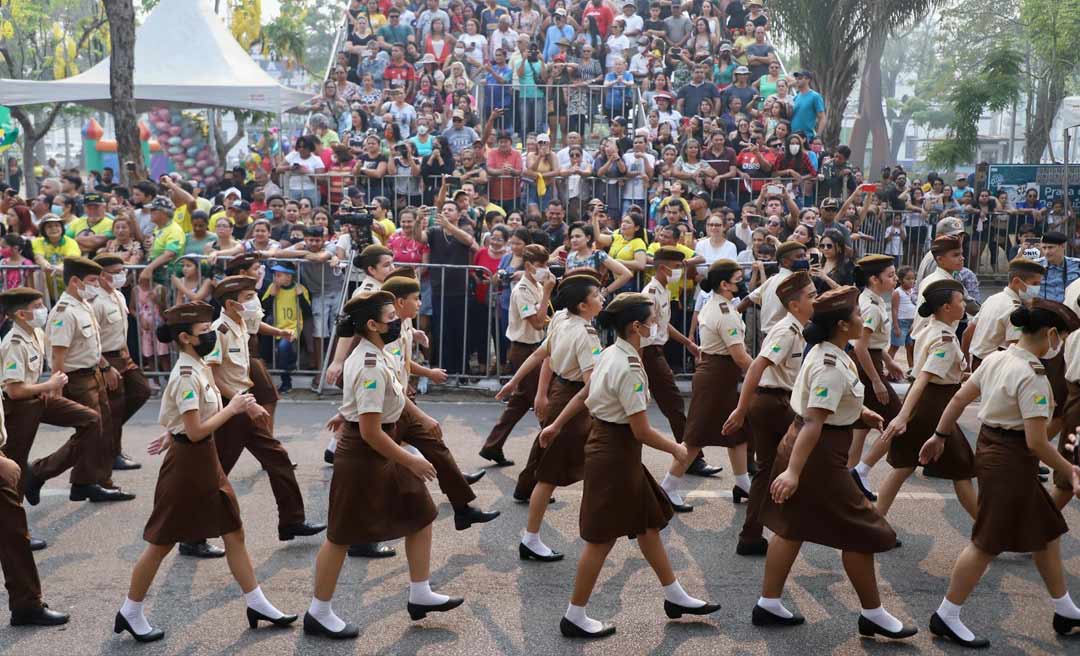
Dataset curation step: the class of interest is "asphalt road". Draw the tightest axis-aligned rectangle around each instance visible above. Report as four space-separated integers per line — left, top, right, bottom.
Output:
1 397 1078 656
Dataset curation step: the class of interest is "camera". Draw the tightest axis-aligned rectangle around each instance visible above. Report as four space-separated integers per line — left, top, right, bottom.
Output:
335 203 377 250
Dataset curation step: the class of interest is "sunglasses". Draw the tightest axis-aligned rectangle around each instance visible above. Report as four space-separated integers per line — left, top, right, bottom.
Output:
767 221 781 227
706 223 724 228
821 243 834 250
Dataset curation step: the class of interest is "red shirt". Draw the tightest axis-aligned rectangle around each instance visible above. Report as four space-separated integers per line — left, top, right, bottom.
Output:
386 230 430 265
472 248 504 304
383 62 416 91
735 150 773 193
583 4 615 38
485 148 523 201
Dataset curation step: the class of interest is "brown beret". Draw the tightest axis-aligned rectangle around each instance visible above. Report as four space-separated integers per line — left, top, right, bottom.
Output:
930 234 964 256
1032 298 1080 332
384 266 418 282
382 275 421 297
855 253 895 277
342 290 395 317
0 287 43 312
918 278 965 316
1008 257 1046 278
812 285 859 316
776 271 813 306
775 241 807 262
707 258 740 278
163 302 215 325
604 292 652 315
212 275 256 301
224 252 261 274
93 253 125 268
63 256 103 280
652 247 686 263
358 244 394 268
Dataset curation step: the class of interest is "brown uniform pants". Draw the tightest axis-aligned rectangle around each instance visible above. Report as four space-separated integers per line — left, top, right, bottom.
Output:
0 455 42 612
215 400 305 528
61 369 113 485
641 345 687 442
739 388 794 544
482 342 540 452
104 351 152 458
397 403 475 510
2 395 99 493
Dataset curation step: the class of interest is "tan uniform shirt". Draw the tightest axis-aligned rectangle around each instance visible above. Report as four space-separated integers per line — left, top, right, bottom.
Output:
350 275 382 299
758 313 805 391
748 267 792 333
384 322 414 388
339 338 406 423
698 294 745 355
969 344 1053 430
968 286 1022 360
911 318 965 385
507 277 546 344
790 340 865 426
585 338 649 424
45 291 102 371
0 393 7 449
641 276 671 348
858 288 891 350
539 309 601 381
1 322 45 386
204 313 253 395
1064 330 1080 383
912 268 957 338
92 288 129 353
158 352 222 435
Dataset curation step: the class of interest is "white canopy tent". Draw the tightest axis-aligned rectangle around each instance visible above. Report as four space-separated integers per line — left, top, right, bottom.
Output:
0 0 312 114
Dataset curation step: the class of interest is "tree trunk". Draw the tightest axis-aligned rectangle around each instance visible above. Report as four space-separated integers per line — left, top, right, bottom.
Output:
804 42 860 150
213 111 247 169
102 0 141 184
861 33 890 176
1025 70 1067 164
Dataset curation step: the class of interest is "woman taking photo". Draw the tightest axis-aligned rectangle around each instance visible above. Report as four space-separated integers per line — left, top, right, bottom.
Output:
562 223 633 298
820 230 854 286
115 302 295 642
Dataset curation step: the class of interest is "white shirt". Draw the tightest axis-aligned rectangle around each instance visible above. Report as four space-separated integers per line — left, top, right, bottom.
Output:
283 151 325 191
693 237 738 305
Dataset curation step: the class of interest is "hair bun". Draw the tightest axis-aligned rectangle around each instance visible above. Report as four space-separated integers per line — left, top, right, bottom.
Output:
595 308 616 330
917 303 934 318
155 324 173 345
802 321 829 346
1009 304 1031 329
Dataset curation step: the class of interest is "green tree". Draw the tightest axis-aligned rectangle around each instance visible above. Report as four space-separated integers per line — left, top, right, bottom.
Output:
1021 0 1080 163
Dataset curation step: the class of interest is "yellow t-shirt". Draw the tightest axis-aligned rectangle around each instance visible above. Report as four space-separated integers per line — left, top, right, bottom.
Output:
172 198 212 234
262 284 310 337
373 217 397 245
646 241 696 297
149 222 187 283
65 216 114 239
31 235 82 296
609 234 647 264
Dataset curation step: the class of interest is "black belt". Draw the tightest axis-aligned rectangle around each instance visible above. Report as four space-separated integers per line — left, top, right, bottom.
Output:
173 433 192 444
984 425 1026 439
68 367 99 376
759 387 790 396
102 350 125 358
553 373 584 387
510 341 541 348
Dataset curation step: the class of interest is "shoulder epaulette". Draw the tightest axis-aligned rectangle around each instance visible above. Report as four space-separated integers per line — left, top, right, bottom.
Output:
1031 362 1046 376
9 335 24 345
363 353 378 367
941 332 954 343
585 326 598 336
823 354 837 367
627 355 641 366
179 366 193 377
217 324 230 334
720 302 731 314
55 304 67 314
788 324 800 335
649 286 661 295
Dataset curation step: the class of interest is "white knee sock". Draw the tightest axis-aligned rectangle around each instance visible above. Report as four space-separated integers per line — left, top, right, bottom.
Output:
308 597 346 632
1053 592 1080 619
120 597 153 635
244 586 284 619
327 437 337 453
663 580 705 608
565 603 604 633
936 598 974 641
408 580 449 606
734 473 751 493
854 462 871 477
757 596 793 619
861 606 903 633
521 531 553 557
403 444 422 457
660 473 683 505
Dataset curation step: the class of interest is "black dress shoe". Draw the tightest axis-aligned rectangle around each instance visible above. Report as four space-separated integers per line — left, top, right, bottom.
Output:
478 447 514 467
857 615 918 640
518 542 564 562
850 469 877 502
686 459 722 477
751 604 805 626
454 505 500 530
736 537 768 556
1053 612 1080 635
113 612 164 642
664 599 721 619
1039 464 1051 476
662 489 692 513
513 494 555 504
406 596 464 620
929 612 990 648
347 542 396 558
178 541 226 558
28 537 47 551
22 467 42 506
323 449 334 464
302 612 359 639
246 607 298 629
113 454 142 471
70 484 135 502
732 485 749 504
10 604 69 627
463 470 486 485
559 616 615 638
278 521 327 541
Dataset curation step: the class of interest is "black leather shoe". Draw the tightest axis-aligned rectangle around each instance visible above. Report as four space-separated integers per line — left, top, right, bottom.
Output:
407 596 463 620
278 521 327 541
454 505 500 530
559 616 615 638
246 607 298 629
323 449 334 464
113 612 164 642
732 485 749 504
178 540 225 558
478 447 515 467
1053 612 1080 635
736 537 768 556
929 612 989 648
28 537 47 551
513 494 555 504
113 454 141 471
1039 464 1051 476
664 599 721 619
519 542 564 562
463 470 486 485
10 604 69 627
70 484 134 502
662 490 692 513
22 466 42 506
302 612 359 639
686 459 722 477
751 604 805 626
857 615 918 640
348 542 396 558
850 469 877 502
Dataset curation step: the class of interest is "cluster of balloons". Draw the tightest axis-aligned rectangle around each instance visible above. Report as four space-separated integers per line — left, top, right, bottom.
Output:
148 107 224 187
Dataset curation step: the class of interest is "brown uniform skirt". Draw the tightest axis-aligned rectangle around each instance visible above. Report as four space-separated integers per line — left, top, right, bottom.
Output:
327 421 437 545
143 434 242 545
886 382 975 479
761 417 897 553
1054 380 1080 491
855 349 901 426
579 420 673 543
1041 350 1067 419
684 353 748 448
971 425 1068 555
524 377 590 487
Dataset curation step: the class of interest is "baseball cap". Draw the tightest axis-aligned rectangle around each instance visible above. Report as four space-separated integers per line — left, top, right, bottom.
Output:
452 109 465 119
793 69 813 79
420 54 437 65
820 197 840 211
718 42 732 51
346 185 363 198
270 264 296 275
231 199 251 211
536 133 551 142
554 7 567 15
222 186 242 198
83 191 106 205
148 196 175 213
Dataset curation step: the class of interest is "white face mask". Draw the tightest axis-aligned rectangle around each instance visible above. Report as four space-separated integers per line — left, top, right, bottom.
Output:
81 283 101 300
533 267 549 282
647 323 659 339
112 272 128 288
239 298 263 320
1019 283 1040 302
669 268 683 283
789 144 800 155
28 307 48 329
244 311 263 334
417 125 429 135
1045 329 1063 359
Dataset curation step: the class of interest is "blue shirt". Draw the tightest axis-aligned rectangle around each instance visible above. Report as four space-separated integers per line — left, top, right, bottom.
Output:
791 89 825 139
543 24 575 61
1041 256 1080 303
604 71 634 107
485 64 513 108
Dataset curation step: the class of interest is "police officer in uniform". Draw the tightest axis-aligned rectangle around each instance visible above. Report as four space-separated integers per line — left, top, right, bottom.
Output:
45 257 134 502
968 257 1044 370
91 253 151 471
927 299 1080 648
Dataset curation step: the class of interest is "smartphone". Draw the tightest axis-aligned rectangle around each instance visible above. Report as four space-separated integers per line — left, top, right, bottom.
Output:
262 210 274 220
859 183 878 193
809 252 822 267
766 184 782 196
428 206 438 228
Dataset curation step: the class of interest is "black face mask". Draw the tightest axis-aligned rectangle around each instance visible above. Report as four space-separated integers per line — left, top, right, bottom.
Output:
735 281 749 298
192 331 217 357
789 259 810 272
379 319 402 344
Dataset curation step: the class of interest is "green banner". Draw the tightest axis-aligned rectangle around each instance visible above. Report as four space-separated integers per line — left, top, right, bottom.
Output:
0 106 18 154
987 164 1080 211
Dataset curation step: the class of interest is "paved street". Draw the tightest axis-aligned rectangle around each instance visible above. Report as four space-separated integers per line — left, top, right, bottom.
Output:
1 397 1078 655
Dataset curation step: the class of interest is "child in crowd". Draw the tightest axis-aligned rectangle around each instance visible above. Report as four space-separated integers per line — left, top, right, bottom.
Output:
135 274 170 389
1 234 35 290
884 213 904 268
172 254 213 304
261 264 310 394
889 266 917 371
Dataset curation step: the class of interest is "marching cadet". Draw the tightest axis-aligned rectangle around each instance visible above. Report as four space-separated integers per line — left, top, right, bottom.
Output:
91 253 151 471
1054 302 1080 509
480 244 556 467
722 271 816 557
926 299 1080 648
45 256 134 502
178 276 324 560
539 293 719 639
911 234 966 339
758 286 914 641
968 257 1044 370
848 255 904 502
736 241 809 333
115 302 296 643
305 291 461 640
660 260 753 509
876 279 977 521
496 271 604 562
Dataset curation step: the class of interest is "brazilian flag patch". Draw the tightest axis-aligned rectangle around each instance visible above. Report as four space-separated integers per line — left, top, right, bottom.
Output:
5 362 16 370
52 320 63 328
1034 394 1047 406
632 382 643 392
813 386 828 398
182 390 195 400
363 379 378 390
770 343 782 353
521 304 530 313
933 349 946 358
728 328 739 337
591 346 602 355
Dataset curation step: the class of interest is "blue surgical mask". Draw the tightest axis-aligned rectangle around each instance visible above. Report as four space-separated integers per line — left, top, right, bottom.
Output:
51 205 63 215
